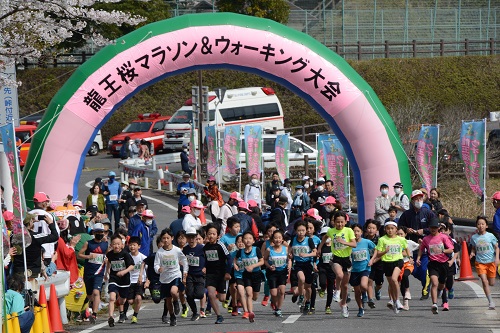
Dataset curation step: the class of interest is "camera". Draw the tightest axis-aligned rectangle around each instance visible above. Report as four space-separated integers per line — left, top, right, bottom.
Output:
38 215 46 221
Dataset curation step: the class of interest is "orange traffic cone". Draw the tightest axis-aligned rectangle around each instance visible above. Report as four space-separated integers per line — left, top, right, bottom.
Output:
38 285 51 333
457 240 477 281
48 284 65 333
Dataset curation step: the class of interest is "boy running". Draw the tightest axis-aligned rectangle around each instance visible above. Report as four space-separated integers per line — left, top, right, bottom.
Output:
126 236 146 323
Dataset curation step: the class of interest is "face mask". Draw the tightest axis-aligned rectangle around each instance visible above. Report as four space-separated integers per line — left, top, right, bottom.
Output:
145 219 153 226
310 181 314 186
296 190 303 196
304 183 309 189
193 209 201 217
317 186 324 192
130 185 135 190
121 239 126 245
251 179 259 185
94 234 104 241
122 186 127 191
108 176 114 183
325 206 333 213
188 196 195 202
381 189 388 195
394 188 401 195
414 200 423 209
183 149 188 152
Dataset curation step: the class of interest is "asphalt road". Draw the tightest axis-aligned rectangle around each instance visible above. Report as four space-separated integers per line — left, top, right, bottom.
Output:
68 153 499 333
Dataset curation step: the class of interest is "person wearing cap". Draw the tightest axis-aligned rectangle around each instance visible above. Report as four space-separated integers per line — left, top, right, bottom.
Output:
417 217 454 314
265 172 282 206
321 196 340 226
217 192 240 234
119 180 133 228
130 139 140 159
204 176 224 220
29 192 59 266
280 178 294 216
233 201 259 238
183 200 205 231
391 182 409 218
130 209 157 256
180 144 191 176
244 174 262 208
86 183 105 214
374 183 391 224
127 185 148 210
13 213 59 280
127 200 147 236
492 191 500 240
291 185 310 221
170 206 191 245
177 173 195 218
2 210 14 231
270 195 289 232
78 222 109 323
419 188 432 210
102 171 122 231
182 227 206 321
398 189 436 300
302 176 313 194
309 177 327 214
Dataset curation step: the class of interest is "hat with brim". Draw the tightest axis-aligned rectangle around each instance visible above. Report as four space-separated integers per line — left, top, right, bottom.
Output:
92 223 105 232
321 196 336 205
189 200 205 209
306 208 322 221
186 227 197 235
428 218 440 228
411 190 424 199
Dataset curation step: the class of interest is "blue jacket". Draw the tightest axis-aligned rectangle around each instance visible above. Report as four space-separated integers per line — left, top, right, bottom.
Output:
177 181 195 206
493 207 500 233
398 204 435 243
131 221 154 256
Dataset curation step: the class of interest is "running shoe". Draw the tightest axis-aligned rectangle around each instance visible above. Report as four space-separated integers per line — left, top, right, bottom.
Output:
387 300 394 309
271 302 277 311
117 313 126 323
431 303 438 314
404 290 412 300
261 296 269 306
403 299 409 311
393 303 400 314
291 294 298 303
222 300 229 308
442 302 449 311
375 289 381 301
420 289 429 300
448 288 454 299
170 315 177 327
307 307 315 315
362 292 368 304
181 304 189 318
205 310 212 316
276 309 283 317
75 314 84 323
131 316 137 324
231 308 239 316
227 305 233 313
242 312 249 319
395 300 404 310
162 315 169 324
318 289 325 298
333 290 340 302
215 315 224 324
199 310 206 318
297 295 304 306
191 313 200 321
303 303 310 315
108 317 115 327
325 306 332 314
89 314 97 325
489 302 496 310
357 308 364 317
248 312 255 323
346 295 351 303
367 299 376 309
173 301 180 316
341 305 349 318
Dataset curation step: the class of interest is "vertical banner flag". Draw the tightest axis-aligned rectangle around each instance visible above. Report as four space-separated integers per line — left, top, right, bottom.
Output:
459 120 486 197
0 123 27 234
322 136 348 204
222 125 241 176
188 125 196 167
275 134 289 181
244 125 263 176
316 134 330 177
0 59 20 127
205 125 217 176
415 125 439 192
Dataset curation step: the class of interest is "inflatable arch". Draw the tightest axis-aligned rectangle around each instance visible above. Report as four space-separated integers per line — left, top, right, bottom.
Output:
23 13 411 222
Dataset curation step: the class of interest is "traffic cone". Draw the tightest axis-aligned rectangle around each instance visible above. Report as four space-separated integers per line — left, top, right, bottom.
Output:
33 306 43 333
4 314 13 333
11 312 21 333
48 284 65 333
38 285 51 333
457 240 478 281
200 207 207 225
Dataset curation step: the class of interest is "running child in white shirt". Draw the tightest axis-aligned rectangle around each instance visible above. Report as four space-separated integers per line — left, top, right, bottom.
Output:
126 236 146 324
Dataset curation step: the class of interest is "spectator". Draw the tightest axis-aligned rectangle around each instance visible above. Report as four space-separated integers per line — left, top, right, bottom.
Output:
131 139 140 158
130 209 157 256
29 192 59 266
128 201 147 235
429 188 444 213
102 171 122 231
248 200 265 235
270 196 289 232
324 180 340 200
177 173 195 218
419 188 432 210
391 182 409 218
119 136 131 159
492 191 500 241
265 172 282 205
204 176 224 220
119 180 133 228
183 200 205 231
310 177 327 210
280 178 294 216
180 144 191 176
290 185 310 222
374 183 391 224
171 206 190 246
244 174 262 207
217 192 240 234
267 185 281 209
139 139 151 161
127 186 148 210
86 184 105 213
6 277 34 333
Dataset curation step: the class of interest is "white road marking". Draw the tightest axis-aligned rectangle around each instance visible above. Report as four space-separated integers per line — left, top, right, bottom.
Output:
490 329 500 333
282 314 301 323
76 306 145 333
462 280 486 297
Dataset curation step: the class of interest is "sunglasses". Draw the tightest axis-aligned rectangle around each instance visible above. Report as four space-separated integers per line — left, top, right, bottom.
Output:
134 188 141 191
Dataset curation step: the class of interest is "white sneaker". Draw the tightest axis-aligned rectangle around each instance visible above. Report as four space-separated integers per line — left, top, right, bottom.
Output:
404 290 411 300
431 303 438 314
333 290 340 303
341 305 349 318
387 300 394 309
403 299 409 311
489 302 496 310
395 300 404 310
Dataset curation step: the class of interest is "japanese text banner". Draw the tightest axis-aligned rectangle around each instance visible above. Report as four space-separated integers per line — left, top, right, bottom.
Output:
459 120 485 197
317 134 331 178
416 125 439 193
322 136 348 204
222 125 241 175
244 125 262 176
205 125 217 176
275 134 289 181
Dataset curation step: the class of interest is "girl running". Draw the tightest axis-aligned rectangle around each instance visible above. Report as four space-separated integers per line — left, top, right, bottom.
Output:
317 227 336 314
263 229 289 317
396 226 419 310
364 219 383 308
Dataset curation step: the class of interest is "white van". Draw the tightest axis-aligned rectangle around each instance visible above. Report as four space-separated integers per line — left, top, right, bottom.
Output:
163 87 284 152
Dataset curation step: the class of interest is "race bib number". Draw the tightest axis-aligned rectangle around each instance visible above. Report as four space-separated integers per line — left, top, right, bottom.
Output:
133 262 142 271
475 241 490 255
109 194 118 201
271 255 287 267
88 253 104 265
111 260 125 271
242 257 258 268
386 244 401 255
161 255 177 268
187 256 200 267
205 250 219 261
227 243 237 253
352 250 368 262
322 252 332 264
292 246 309 256
429 243 444 256
333 238 347 250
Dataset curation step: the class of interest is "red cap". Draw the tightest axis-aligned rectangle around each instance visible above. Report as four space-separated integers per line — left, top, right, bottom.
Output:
238 201 251 212
230 191 242 201
321 196 337 205
2 211 14 221
306 208 322 221
33 192 49 203
181 206 191 213
247 199 258 208
189 200 206 209
492 191 500 201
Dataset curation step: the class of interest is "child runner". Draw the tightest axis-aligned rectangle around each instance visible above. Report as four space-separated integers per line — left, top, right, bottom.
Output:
220 217 241 316
289 220 317 315
174 230 189 318
234 231 264 322
182 227 206 321
364 219 383 307
470 216 499 310
126 236 146 324
263 229 289 317
233 235 245 316
260 224 278 309
396 226 419 310
417 217 454 314
318 211 356 318
154 228 188 327
306 217 322 314
439 221 460 309
105 234 134 327
317 226 336 314
350 223 375 317
368 221 407 314
203 224 232 324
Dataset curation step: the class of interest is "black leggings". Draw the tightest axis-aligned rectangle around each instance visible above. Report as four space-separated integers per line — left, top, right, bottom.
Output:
318 266 335 307
400 269 412 296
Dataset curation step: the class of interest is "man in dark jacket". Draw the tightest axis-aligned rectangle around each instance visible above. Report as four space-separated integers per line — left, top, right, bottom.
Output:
270 196 288 232
180 144 191 176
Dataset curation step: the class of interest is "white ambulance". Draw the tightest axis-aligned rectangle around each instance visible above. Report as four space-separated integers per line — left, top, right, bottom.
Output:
162 87 285 152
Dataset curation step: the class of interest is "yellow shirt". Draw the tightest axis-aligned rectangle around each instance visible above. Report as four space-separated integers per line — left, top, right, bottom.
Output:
375 235 407 262
326 227 355 258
